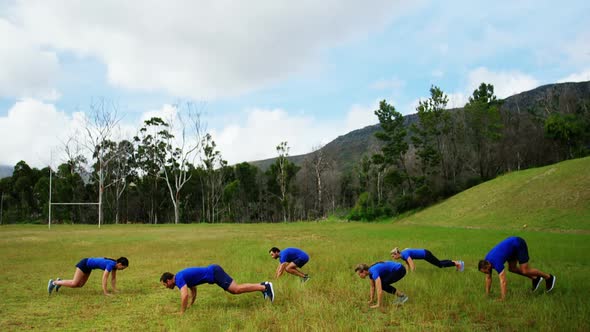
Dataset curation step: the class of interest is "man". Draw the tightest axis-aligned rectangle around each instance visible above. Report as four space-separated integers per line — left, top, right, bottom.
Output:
355 262 408 308
478 236 556 301
269 247 310 282
160 264 274 314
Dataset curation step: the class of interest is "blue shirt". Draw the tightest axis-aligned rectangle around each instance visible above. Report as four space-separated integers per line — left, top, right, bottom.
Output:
86 258 117 272
368 261 405 280
175 266 215 289
485 237 522 273
401 249 426 260
279 248 309 264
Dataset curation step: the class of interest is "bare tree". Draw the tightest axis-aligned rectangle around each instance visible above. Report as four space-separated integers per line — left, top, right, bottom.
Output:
307 144 333 218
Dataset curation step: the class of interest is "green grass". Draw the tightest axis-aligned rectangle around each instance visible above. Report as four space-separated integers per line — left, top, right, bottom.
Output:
401 157 590 232
0 223 589 331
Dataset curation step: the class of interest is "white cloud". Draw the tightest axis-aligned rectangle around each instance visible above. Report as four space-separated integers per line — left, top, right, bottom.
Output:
557 69 590 83
466 67 539 98
0 99 78 168
370 77 405 91
0 19 60 100
12 0 407 100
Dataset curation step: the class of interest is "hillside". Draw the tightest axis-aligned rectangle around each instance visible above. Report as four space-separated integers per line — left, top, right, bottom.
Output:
251 81 590 172
0 165 12 179
399 156 590 232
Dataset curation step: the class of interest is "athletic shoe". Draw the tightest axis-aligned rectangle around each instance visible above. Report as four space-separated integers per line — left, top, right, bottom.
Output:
459 261 465 272
264 282 275 303
260 282 267 299
55 278 62 292
393 295 409 305
302 274 310 283
531 276 543 292
48 279 56 295
546 275 556 293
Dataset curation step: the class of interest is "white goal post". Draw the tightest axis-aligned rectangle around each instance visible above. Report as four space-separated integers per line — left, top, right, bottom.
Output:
48 167 101 229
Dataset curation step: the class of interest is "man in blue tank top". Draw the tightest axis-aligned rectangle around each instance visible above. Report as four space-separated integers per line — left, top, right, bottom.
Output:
478 236 555 300
160 264 274 314
269 247 310 282
355 261 408 308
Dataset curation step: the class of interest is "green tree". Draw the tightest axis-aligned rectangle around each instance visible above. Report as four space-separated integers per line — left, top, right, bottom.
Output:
464 83 503 180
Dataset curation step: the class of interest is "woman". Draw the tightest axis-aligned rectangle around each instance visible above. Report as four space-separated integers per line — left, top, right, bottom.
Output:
355 261 408 308
48 257 129 296
391 247 464 272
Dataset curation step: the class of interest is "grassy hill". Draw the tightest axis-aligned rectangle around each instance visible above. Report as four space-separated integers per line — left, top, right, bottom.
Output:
399 157 590 232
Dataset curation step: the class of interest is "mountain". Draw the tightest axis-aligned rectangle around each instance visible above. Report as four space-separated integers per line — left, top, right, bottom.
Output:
250 81 590 172
0 165 13 179
399 156 590 232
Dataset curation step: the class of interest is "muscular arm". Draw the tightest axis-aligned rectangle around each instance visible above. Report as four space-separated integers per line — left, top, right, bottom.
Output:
102 270 111 295
498 270 507 300
180 286 189 314
110 269 117 292
484 272 492 296
275 262 288 279
371 277 383 308
368 278 376 304
406 257 415 271
190 286 197 306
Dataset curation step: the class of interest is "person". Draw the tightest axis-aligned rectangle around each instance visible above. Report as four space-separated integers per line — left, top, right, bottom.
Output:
160 264 275 314
48 257 129 296
269 247 310 282
391 247 464 272
478 236 556 300
355 262 408 308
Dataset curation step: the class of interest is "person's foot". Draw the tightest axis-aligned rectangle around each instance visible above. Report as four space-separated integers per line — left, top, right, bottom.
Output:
531 276 544 292
264 282 275 302
393 294 409 305
546 275 556 293
55 278 62 292
301 274 310 283
458 260 465 272
48 279 56 295
260 282 267 299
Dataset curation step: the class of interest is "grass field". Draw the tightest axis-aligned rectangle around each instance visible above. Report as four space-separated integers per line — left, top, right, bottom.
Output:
1 222 589 331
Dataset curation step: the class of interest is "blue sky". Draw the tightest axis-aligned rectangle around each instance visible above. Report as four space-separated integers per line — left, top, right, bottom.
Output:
1 0 589 168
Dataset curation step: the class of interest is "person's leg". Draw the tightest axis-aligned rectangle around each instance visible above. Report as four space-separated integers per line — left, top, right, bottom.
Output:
54 268 90 288
519 263 550 280
424 250 455 268
285 262 306 278
225 281 266 294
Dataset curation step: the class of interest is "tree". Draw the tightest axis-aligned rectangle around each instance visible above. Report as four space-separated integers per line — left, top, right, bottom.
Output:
200 133 227 223
267 142 299 222
373 100 412 194
464 83 503 180
304 145 333 218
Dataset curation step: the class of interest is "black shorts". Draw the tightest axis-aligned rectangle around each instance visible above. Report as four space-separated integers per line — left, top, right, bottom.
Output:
508 237 530 264
75 258 92 274
211 265 234 291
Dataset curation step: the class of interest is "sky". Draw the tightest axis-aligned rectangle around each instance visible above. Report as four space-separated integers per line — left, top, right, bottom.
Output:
1 0 589 169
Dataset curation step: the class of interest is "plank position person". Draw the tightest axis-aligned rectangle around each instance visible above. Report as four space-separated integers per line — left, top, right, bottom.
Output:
355 261 408 308
391 247 464 272
160 264 275 314
269 247 310 282
48 257 129 296
478 236 556 300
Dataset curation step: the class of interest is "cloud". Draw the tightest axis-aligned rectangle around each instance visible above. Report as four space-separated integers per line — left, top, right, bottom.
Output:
0 99 78 167
212 102 383 164
466 67 540 99
0 19 60 100
370 77 405 91
12 0 407 100
557 69 590 83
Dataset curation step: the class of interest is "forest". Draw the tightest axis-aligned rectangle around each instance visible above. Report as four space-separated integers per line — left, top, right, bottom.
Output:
1 81 589 224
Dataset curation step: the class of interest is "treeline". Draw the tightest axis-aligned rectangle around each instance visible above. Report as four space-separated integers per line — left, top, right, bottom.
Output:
0 82 589 224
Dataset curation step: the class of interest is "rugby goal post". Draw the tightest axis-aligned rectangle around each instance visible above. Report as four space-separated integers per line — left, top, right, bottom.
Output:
48 167 101 229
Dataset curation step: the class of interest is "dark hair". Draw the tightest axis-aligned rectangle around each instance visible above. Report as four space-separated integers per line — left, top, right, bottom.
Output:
160 272 174 283
104 257 129 267
478 260 490 272
354 263 369 272
269 247 280 254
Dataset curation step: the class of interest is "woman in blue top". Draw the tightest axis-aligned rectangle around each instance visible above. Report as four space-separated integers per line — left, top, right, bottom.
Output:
391 247 464 272
355 262 408 308
48 257 129 296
